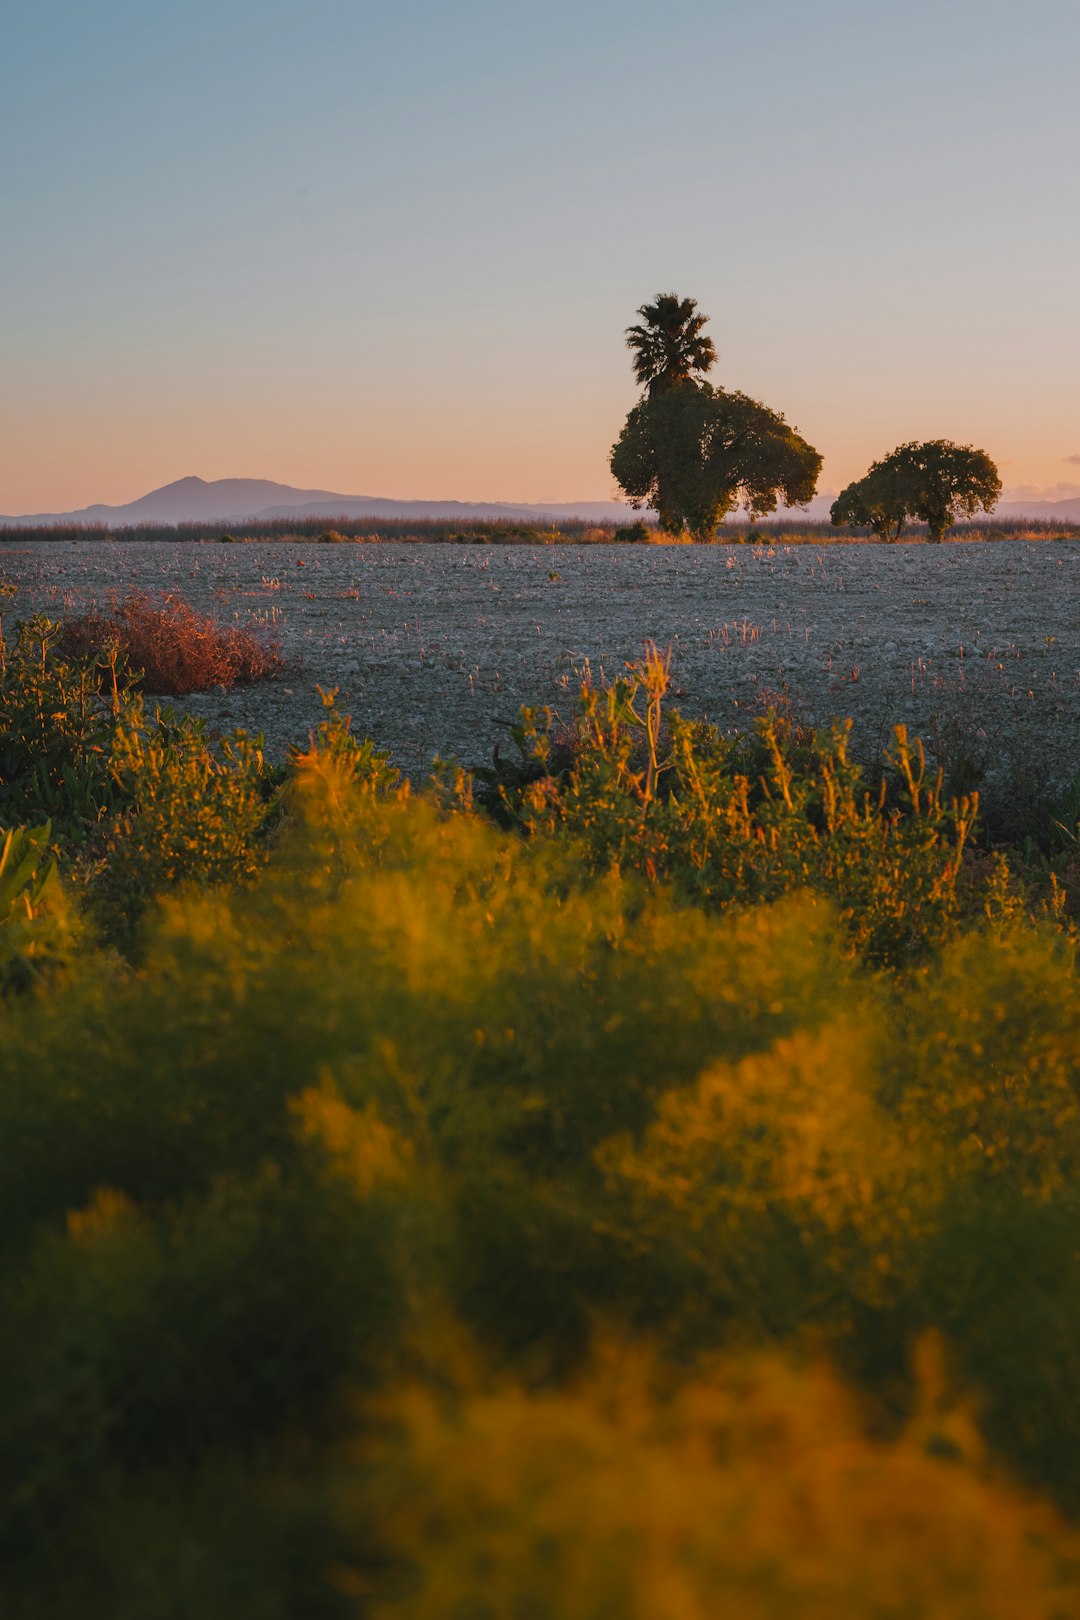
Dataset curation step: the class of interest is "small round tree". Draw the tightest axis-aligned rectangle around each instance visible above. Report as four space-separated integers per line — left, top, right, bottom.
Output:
834 441 1000 542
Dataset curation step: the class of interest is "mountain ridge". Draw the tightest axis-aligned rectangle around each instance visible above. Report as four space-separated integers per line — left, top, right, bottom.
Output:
1 476 1077 528
0 476 643 528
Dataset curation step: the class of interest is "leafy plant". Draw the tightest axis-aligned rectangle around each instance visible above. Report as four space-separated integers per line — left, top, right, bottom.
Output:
93 705 278 943
359 1349 1080 1620
0 612 128 841
287 687 401 818
486 646 978 966
0 625 1077 1615
0 821 68 991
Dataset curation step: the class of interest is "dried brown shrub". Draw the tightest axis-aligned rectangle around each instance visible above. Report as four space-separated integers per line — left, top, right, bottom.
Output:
60 592 282 694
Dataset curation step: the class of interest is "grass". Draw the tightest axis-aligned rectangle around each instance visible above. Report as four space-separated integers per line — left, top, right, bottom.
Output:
0 615 1078 1614
1 515 1078 545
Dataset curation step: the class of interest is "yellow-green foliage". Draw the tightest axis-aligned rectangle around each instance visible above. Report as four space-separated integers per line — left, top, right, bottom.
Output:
0 821 71 991
0 612 125 838
94 704 275 940
490 645 979 966
357 1348 1080 1620
0 712 1078 1614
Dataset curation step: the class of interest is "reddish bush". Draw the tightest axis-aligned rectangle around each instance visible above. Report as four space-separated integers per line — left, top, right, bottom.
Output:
60 592 281 694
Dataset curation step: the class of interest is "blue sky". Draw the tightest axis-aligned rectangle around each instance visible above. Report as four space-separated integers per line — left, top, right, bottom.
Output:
1 0 1077 510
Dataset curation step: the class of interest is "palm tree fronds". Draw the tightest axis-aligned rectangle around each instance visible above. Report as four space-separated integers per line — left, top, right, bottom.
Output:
625 292 717 396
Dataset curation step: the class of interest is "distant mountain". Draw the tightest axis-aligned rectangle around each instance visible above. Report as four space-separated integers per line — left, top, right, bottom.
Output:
3 476 1075 530
0 476 642 528
992 497 1080 523
0 477 346 527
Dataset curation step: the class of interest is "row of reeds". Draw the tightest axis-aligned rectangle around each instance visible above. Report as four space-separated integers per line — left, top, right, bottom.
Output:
1 515 1077 545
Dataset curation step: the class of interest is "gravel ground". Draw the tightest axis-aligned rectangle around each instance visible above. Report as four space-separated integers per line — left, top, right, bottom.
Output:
4 539 1079 803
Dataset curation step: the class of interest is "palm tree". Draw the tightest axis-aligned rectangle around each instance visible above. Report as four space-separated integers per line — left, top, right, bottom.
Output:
625 293 716 398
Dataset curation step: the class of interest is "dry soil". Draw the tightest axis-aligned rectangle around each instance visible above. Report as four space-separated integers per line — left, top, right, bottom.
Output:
5 539 1078 806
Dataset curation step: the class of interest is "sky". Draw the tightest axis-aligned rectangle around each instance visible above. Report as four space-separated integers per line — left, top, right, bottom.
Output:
1 0 1078 514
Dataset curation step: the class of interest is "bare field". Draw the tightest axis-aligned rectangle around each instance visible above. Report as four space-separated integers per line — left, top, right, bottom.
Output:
4 539 1079 796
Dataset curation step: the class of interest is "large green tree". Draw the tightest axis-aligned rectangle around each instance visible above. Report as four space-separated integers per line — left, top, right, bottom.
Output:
611 381 822 541
833 440 1001 542
625 292 717 398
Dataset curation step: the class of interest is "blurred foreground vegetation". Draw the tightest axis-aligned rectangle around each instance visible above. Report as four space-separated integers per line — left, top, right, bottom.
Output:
2 610 1080 1616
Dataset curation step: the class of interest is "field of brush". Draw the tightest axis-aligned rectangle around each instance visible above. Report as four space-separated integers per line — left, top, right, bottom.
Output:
5 536 1078 815
2 534 1080 1615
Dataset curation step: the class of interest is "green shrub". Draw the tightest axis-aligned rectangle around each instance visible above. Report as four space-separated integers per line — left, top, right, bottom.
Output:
0 822 70 992
93 706 278 944
355 1350 1080 1620
0 641 1077 1612
0 794 1076 1607
481 645 979 966
0 603 288 936
286 688 400 811
0 612 128 840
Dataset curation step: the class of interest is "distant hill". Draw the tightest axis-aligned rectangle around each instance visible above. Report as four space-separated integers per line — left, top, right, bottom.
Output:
0 476 643 528
992 497 1080 523
2 476 1076 530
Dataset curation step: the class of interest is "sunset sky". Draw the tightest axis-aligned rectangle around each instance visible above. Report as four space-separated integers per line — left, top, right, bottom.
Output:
2 0 1077 515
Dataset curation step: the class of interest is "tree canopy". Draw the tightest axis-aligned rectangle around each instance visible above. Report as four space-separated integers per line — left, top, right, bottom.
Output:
830 463 912 542
611 381 822 541
625 293 717 398
832 440 1001 542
